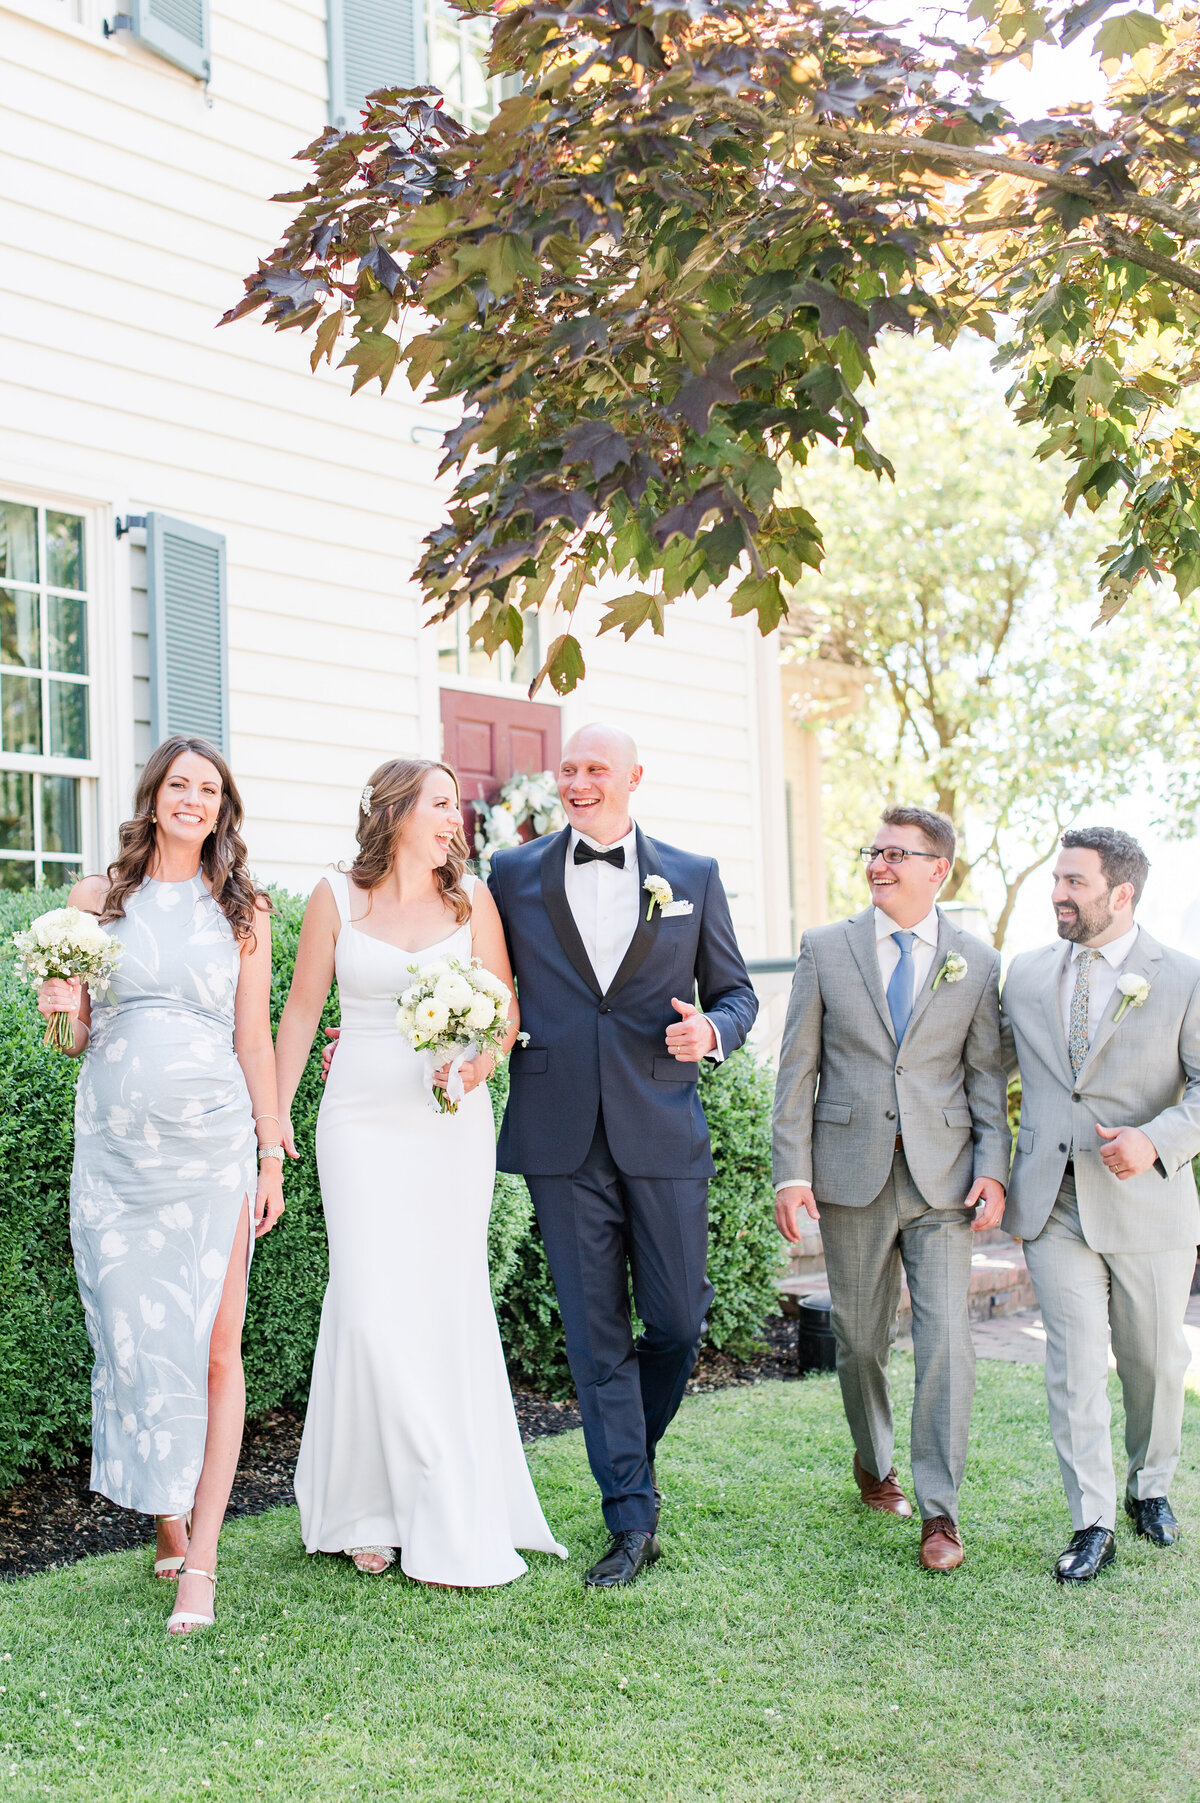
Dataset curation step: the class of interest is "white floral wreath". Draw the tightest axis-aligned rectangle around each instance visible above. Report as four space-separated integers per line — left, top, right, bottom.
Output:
474 770 566 873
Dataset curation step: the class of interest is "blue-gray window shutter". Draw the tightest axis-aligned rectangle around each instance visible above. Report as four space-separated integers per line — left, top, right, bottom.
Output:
125 0 211 81
327 0 427 130
146 514 229 756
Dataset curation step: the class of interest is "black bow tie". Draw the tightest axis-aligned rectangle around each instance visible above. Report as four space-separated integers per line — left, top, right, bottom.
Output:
574 841 626 870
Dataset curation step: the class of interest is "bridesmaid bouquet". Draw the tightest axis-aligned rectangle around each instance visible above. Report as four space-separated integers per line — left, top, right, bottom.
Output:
12 906 122 1051
395 956 516 1114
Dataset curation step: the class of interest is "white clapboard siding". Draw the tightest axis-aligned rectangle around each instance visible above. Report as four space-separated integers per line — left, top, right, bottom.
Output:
0 0 788 945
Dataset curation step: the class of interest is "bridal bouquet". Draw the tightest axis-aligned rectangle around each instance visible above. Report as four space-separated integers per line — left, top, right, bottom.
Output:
395 956 515 1114
12 906 122 1051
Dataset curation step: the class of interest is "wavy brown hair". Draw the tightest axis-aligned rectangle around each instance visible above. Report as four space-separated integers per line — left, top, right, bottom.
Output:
102 736 269 944
346 758 471 924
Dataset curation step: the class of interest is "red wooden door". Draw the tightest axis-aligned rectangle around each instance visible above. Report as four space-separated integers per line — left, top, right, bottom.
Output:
440 689 562 851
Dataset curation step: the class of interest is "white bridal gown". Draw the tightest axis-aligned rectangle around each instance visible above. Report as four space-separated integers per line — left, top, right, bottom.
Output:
294 870 567 1585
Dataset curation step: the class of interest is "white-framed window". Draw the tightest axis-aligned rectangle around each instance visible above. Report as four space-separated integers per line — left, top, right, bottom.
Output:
0 497 95 890
437 608 540 690
427 0 500 131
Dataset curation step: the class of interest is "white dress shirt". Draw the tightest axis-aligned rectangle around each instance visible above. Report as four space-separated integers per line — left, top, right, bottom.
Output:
564 825 640 992
563 825 724 1059
875 904 940 994
776 905 941 1194
1059 923 1140 1044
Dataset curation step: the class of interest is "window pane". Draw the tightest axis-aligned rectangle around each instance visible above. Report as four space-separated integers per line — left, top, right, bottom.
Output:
437 614 461 675
512 611 540 690
48 681 88 759
0 502 38 584
1 674 42 753
0 857 35 891
41 860 81 891
0 771 33 850
48 593 87 675
47 512 85 592
42 775 81 854
0 587 40 668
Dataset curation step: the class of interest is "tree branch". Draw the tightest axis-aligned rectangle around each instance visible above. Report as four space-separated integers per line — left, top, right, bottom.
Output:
795 124 1200 243
1093 220 1200 298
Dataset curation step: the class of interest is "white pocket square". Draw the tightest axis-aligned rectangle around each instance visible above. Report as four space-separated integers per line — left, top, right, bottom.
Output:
660 900 693 918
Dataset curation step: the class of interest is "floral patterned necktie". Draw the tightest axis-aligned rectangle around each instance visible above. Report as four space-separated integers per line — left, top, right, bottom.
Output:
1068 949 1097 1075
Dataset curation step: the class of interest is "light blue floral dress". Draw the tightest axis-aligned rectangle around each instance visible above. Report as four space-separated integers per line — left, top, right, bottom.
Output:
70 875 256 1514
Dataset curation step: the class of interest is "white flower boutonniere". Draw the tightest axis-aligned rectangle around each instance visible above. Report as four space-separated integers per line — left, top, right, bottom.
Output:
932 951 968 992
1113 972 1150 1025
643 875 673 921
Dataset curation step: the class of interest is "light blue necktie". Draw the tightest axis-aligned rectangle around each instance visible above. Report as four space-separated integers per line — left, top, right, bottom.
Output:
887 931 916 1042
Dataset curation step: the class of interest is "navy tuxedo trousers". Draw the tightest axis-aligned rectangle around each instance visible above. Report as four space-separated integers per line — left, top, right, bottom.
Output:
527 1112 713 1535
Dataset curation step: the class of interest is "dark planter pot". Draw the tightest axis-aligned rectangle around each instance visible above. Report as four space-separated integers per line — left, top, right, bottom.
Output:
796 1290 837 1375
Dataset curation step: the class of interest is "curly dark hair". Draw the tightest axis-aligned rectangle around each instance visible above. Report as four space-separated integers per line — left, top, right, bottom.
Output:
102 736 269 944
345 758 471 924
1061 826 1150 905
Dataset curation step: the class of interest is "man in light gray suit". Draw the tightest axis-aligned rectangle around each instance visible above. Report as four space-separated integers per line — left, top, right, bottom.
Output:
774 806 1009 1571
1001 826 1200 1583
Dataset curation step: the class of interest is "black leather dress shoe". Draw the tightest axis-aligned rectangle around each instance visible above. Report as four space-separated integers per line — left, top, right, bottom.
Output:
1054 1525 1116 1583
584 1530 661 1589
1126 1492 1182 1546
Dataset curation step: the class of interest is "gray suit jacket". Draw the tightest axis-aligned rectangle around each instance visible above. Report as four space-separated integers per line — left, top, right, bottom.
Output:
1000 928 1200 1252
772 907 1010 1209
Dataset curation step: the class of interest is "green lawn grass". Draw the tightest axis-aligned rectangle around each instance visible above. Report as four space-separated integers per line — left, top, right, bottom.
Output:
3 1360 1200 1802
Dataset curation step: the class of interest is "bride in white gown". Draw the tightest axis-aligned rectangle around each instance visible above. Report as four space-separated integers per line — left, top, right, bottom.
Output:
274 758 566 1585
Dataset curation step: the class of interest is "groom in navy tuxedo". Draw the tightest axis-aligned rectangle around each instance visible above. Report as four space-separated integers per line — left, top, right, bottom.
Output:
489 724 758 1587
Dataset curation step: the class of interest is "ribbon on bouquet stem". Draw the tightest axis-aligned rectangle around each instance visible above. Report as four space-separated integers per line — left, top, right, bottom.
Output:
426 1042 478 1114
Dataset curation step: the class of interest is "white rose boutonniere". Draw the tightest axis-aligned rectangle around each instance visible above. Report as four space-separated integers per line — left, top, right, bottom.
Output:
1113 972 1150 1025
643 875 673 920
932 951 968 992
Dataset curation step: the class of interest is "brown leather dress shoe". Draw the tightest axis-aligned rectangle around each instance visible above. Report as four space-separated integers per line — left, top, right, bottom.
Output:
919 1515 964 1571
854 1454 914 1517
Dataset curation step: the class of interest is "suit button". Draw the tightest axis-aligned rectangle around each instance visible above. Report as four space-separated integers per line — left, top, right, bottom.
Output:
895 1066 904 1076
598 1004 611 1014
1058 1142 1068 1153
885 1109 897 1121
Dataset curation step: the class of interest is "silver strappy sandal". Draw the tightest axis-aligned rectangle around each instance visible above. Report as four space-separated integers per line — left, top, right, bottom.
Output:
348 1546 396 1574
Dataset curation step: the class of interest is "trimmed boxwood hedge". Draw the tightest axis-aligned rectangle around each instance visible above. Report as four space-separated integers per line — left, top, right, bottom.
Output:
0 886 780 1489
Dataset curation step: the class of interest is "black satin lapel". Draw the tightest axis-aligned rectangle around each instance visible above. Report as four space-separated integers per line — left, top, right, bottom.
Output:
603 826 662 1002
540 828 602 997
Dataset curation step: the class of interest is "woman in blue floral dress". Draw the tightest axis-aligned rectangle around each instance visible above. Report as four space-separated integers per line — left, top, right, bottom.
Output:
37 735 283 1635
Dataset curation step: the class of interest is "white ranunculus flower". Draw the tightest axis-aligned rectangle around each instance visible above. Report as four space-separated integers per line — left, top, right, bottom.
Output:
423 961 450 982
417 998 450 1035
1117 972 1150 1000
434 973 473 1010
465 993 496 1030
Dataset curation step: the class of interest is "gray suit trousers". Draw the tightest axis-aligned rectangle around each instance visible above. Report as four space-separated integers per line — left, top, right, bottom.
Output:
1022 1168 1194 1531
819 1149 975 1521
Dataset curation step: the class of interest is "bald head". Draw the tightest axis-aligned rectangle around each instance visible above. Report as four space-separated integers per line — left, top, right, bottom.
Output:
561 722 640 771
558 722 644 845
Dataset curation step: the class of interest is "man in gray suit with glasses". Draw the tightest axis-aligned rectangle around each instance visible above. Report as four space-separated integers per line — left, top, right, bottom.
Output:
773 806 1009 1572
1001 826 1200 1583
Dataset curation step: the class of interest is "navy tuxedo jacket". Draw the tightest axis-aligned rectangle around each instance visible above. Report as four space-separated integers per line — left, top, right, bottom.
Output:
488 826 759 1179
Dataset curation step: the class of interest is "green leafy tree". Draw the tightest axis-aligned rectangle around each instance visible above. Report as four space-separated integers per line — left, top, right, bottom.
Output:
787 340 1195 945
225 0 1200 692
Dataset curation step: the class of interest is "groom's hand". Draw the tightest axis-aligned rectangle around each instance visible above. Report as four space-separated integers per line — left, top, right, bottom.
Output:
1096 1123 1158 1179
320 1026 340 1083
775 1184 819 1240
665 997 717 1061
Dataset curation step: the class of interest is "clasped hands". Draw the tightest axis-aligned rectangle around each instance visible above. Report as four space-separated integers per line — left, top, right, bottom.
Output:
774 1174 1007 1243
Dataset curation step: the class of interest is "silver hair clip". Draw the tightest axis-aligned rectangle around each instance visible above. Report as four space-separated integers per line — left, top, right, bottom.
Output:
359 783 374 818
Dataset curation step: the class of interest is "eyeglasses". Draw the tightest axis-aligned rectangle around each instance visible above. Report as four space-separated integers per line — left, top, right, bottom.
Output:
859 846 943 865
